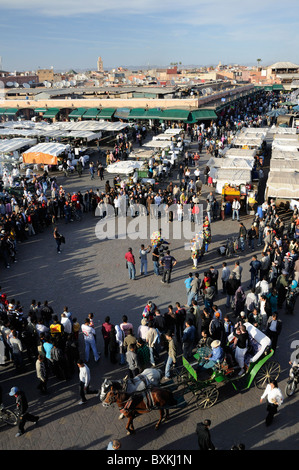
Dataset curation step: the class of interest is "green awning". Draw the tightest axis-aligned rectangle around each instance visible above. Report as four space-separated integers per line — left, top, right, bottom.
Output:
272 84 284 90
128 108 147 119
0 108 7 114
34 108 47 113
264 86 273 91
143 108 163 119
83 108 101 119
191 109 218 121
3 108 19 116
68 108 87 118
97 108 116 119
43 108 60 118
160 109 191 121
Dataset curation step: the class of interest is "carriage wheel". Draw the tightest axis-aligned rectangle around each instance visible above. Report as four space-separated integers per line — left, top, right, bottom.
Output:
254 361 281 390
195 386 219 409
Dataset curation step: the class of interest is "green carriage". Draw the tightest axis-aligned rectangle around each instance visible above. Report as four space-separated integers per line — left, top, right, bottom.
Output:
174 322 281 409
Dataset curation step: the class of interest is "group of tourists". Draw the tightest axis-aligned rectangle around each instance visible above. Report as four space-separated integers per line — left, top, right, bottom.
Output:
0 87 298 447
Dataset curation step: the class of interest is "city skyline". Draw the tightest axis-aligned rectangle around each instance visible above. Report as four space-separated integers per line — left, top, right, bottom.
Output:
0 0 299 71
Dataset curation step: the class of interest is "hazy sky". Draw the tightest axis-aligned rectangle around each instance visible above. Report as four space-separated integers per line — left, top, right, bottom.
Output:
0 0 299 71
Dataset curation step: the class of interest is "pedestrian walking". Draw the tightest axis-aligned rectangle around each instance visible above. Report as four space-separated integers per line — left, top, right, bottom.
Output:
77 359 98 405
53 226 64 254
196 419 215 450
9 386 39 437
160 250 177 284
81 318 100 363
162 331 177 381
260 380 283 426
266 312 282 352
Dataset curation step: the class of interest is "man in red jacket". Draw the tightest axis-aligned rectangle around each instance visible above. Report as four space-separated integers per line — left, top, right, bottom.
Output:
101 316 113 357
125 247 136 280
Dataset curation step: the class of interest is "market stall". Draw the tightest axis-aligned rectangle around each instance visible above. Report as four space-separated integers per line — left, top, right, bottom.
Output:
22 142 70 165
265 171 299 200
106 160 144 175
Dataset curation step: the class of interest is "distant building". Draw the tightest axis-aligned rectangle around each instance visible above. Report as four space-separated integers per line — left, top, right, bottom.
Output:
97 57 104 73
266 61 299 89
36 68 54 83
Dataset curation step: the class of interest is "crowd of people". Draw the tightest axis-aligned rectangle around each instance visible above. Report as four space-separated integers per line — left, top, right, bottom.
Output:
0 88 298 446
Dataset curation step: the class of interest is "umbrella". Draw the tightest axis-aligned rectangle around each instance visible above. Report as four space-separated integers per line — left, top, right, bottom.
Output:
267 109 287 117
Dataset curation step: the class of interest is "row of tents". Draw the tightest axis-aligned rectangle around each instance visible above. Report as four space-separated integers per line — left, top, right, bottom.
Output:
265 131 299 201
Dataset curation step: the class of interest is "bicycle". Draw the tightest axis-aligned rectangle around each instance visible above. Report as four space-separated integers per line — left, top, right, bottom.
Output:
0 406 18 426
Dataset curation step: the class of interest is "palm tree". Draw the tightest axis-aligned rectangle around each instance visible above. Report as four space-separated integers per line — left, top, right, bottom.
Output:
257 58 262 68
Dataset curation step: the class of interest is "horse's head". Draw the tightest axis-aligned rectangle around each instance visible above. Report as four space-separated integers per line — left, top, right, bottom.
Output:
99 378 112 402
102 385 124 408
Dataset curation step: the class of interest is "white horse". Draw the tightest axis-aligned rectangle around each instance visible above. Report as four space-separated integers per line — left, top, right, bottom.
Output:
99 368 163 416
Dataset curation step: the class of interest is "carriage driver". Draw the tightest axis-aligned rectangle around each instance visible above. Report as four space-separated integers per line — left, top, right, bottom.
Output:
199 340 224 370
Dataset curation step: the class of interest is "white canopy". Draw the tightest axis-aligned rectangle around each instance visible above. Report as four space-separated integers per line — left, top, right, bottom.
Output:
142 140 171 149
271 150 299 161
68 131 102 141
207 157 254 170
265 171 299 199
214 169 252 194
106 160 143 175
272 141 299 152
164 128 182 134
223 148 257 159
23 142 69 157
270 159 299 172
232 137 264 149
129 149 157 159
55 121 128 132
153 133 174 141
0 138 37 153
240 127 268 135
273 133 299 141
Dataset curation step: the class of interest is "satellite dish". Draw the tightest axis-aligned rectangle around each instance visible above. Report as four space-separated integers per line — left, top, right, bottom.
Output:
70 80 76 86
6 81 14 87
43 81 48 86
46 82 52 88
13 82 19 88
23 83 30 88
65 81 70 87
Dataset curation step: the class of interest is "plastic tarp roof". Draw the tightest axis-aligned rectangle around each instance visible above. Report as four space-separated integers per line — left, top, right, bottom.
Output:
54 121 128 131
212 168 252 184
223 148 257 159
270 159 299 172
266 171 299 198
232 137 264 148
272 141 299 151
106 160 143 175
22 142 70 165
0 138 37 153
238 130 267 140
207 157 254 170
271 150 299 160
68 131 102 141
143 140 171 148
273 133 299 141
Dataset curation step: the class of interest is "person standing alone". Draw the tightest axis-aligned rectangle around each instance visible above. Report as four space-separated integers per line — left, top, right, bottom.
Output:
77 359 98 405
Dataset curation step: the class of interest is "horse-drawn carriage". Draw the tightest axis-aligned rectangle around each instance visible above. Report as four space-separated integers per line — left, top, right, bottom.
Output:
99 324 280 433
174 322 281 409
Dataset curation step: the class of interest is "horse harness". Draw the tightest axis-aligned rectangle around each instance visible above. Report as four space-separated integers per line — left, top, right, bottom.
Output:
121 390 156 414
